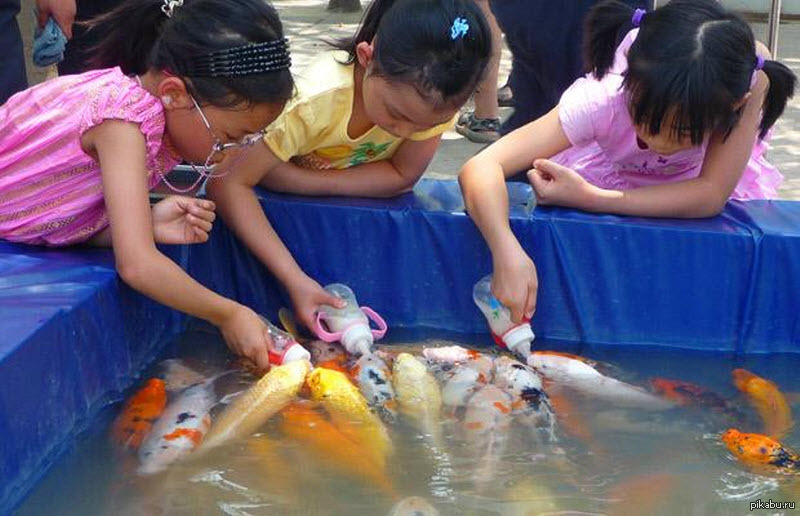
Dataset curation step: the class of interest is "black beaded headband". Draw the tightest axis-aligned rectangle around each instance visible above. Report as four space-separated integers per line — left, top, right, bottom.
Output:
180 39 291 77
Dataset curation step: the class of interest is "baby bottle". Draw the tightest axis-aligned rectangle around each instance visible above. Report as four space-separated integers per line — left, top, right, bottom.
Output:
473 274 535 358
315 283 387 356
261 316 311 365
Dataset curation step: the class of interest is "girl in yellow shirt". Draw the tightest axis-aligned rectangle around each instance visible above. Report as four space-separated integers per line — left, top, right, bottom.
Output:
209 0 492 330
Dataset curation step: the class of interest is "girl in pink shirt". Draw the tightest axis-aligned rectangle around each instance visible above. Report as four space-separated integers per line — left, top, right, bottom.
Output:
459 0 796 328
0 0 294 370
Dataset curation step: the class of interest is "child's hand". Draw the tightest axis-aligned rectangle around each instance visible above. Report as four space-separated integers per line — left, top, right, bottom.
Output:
289 276 346 332
219 304 274 371
492 242 538 323
152 196 216 245
528 159 598 209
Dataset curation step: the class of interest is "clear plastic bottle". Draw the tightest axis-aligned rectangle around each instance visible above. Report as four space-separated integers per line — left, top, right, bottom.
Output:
260 316 311 365
316 283 386 356
473 274 535 358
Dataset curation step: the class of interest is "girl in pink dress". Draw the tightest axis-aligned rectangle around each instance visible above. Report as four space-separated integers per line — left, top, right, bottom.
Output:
459 0 796 327
0 0 294 370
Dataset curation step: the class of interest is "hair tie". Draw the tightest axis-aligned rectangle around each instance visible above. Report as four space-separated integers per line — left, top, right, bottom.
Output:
450 17 469 40
631 8 646 27
755 55 766 71
161 0 183 18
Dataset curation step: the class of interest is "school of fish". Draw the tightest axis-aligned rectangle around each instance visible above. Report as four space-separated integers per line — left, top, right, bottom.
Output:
110 312 800 514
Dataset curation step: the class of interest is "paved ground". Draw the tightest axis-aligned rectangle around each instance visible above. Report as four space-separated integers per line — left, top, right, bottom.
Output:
18 0 800 199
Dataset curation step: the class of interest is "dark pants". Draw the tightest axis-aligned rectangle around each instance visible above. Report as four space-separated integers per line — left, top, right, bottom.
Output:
58 0 121 75
0 0 26 105
492 0 650 136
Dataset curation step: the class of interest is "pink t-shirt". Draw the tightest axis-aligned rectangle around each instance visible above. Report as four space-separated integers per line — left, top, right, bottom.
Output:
0 67 180 246
551 30 782 200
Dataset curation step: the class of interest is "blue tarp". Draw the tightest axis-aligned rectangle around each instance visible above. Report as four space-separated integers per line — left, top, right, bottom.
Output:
1 179 799 511
0 243 186 512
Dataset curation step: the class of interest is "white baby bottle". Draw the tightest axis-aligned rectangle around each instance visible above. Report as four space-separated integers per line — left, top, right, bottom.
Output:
315 283 387 356
473 274 535 358
261 316 311 365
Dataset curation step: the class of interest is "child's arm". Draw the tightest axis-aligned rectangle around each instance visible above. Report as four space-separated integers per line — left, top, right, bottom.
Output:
88 120 273 369
459 108 572 322
206 144 345 330
260 136 442 198
529 73 770 219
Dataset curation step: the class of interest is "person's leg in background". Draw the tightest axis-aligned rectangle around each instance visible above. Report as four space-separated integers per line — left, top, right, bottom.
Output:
57 0 119 75
0 0 27 104
492 0 650 137
455 0 504 143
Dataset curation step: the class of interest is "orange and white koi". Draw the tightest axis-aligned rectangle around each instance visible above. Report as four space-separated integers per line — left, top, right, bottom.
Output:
441 363 489 410
111 378 167 451
721 428 800 474
137 379 217 475
463 384 514 491
732 368 793 439
528 351 674 410
279 402 396 496
439 353 494 409
351 353 397 422
422 345 482 365
493 356 556 439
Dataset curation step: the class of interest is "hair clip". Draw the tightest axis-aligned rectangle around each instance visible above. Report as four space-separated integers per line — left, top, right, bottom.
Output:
631 8 646 27
450 17 469 40
162 0 184 18
755 55 766 71
180 39 292 77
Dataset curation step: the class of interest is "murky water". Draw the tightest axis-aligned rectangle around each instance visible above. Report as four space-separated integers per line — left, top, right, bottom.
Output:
18 326 800 515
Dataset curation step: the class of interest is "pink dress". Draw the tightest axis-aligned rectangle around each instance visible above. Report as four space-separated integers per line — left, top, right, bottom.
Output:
0 67 180 246
551 30 782 200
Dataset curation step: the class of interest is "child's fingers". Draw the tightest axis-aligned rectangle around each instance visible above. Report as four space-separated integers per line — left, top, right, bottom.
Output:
527 170 551 202
193 226 209 242
524 287 537 321
193 199 216 212
188 203 216 223
187 214 213 233
507 290 526 324
250 344 271 372
321 291 347 309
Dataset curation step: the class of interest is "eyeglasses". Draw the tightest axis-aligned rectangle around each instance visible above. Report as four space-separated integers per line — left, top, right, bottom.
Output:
191 95 264 158
160 96 264 193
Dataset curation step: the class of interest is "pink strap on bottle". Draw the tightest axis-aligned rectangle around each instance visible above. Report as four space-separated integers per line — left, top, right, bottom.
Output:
314 307 388 342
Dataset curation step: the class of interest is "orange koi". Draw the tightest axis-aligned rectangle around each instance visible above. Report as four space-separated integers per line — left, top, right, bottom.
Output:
279 402 396 496
732 368 793 439
247 433 299 502
110 378 167 451
545 384 593 445
721 428 800 474
650 378 729 411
